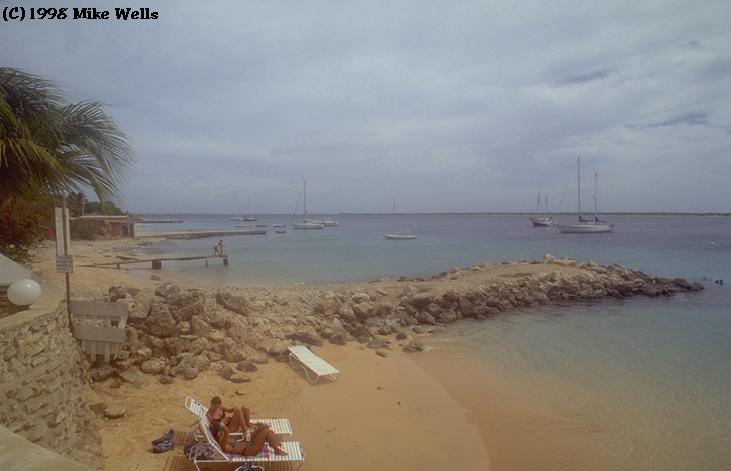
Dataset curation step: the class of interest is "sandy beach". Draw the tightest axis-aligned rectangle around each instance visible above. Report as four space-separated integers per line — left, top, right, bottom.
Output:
26 238 703 471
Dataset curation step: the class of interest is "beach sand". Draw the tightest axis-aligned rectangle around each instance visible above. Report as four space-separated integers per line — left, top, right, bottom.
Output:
96 343 489 471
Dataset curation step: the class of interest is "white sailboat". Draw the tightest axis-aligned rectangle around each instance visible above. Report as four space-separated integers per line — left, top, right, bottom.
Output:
529 193 554 227
292 181 324 229
384 197 416 240
230 194 258 221
556 158 614 233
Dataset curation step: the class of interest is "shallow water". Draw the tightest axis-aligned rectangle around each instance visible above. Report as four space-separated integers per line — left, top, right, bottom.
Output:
138 214 731 469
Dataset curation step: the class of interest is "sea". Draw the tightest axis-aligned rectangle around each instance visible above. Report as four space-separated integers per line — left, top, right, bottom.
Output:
136 214 731 469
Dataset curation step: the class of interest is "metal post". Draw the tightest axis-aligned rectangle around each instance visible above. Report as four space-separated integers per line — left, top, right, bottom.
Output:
62 196 72 325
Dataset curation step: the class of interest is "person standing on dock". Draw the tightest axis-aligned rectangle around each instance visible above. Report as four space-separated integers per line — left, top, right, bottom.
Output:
213 244 220 256
217 240 225 256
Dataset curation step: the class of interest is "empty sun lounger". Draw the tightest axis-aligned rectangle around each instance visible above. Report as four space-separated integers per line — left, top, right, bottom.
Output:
190 415 304 471
288 345 341 384
184 396 292 436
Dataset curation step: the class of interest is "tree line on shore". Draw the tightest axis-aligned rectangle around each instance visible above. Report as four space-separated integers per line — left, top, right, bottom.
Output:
0 67 134 261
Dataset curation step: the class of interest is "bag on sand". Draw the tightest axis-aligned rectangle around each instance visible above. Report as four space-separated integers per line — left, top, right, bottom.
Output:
184 440 215 461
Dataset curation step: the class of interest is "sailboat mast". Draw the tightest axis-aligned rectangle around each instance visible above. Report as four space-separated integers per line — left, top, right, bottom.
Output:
545 195 549 215
303 180 307 215
247 194 250 214
594 172 598 220
577 157 582 220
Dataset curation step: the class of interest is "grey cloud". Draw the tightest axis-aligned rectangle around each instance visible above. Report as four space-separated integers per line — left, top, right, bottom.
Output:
2 0 730 213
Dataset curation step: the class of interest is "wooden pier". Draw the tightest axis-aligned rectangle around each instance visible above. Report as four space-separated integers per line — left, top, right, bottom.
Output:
81 254 228 270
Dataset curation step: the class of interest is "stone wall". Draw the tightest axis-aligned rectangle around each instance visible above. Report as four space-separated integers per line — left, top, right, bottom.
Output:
0 293 102 469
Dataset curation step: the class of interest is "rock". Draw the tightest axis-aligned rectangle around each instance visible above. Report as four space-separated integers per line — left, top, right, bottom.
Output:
154 282 180 299
110 380 122 389
134 347 152 362
144 303 177 338
104 403 127 419
216 291 249 316
203 309 228 329
207 331 227 343
91 365 115 382
437 310 458 324
329 333 346 345
395 330 408 340
190 317 212 336
108 285 140 302
251 352 269 364
352 302 375 320
288 326 323 347
351 292 371 304
116 366 150 386
177 321 192 334
164 337 191 356
139 359 166 375
416 311 436 325
217 364 234 380
403 339 425 353
176 301 205 321
409 293 433 309
229 374 251 384
159 376 175 385
542 253 555 263
235 389 247 396
426 303 441 315
236 359 258 372
367 338 390 349
338 305 357 322
375 350 388 358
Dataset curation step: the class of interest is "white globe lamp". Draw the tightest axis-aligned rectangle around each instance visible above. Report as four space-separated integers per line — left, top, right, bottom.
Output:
7 279 42 306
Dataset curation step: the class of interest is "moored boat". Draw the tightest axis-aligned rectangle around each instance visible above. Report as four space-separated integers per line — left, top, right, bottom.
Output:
556 159 613 233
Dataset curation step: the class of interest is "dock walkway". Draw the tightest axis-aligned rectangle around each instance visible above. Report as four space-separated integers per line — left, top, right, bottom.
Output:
81 255 228 270
136 228 266 239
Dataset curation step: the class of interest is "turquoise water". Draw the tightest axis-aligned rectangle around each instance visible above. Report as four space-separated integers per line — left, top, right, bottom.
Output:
138 214 731 469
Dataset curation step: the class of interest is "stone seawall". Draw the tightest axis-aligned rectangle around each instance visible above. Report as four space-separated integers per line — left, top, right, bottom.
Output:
0 296 102 469
81 256 703 386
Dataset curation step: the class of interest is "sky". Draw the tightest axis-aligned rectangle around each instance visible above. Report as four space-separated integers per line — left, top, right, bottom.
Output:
2 0 730 213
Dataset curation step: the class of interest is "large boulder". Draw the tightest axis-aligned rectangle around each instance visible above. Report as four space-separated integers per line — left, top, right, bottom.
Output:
139 359 166 375
144 303 177 338
352 302 375 320
104 403 127 419
216 291 250 315
154 282 181 299
403 339 425 353
91 365 115 382
338 305 357 322
416 311 436 325
409 293 433 309
288 326 323 347
236 359 258 372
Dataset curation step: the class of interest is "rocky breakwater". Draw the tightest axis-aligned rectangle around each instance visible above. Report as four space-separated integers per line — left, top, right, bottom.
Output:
90 255 703 386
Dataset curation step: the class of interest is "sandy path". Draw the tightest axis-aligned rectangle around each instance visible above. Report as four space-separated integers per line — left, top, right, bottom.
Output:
97 344 489 471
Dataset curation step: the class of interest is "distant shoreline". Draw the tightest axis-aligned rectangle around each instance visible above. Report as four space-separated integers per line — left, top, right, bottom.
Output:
134 211 731 217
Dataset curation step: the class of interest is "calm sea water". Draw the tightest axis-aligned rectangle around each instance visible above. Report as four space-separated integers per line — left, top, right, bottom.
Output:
138 214 731 469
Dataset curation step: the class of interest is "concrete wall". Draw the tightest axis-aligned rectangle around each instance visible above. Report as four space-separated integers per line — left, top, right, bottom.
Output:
0 287 102 468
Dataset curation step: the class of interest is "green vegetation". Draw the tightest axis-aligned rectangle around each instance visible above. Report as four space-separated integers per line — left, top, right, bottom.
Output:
0 68 133 259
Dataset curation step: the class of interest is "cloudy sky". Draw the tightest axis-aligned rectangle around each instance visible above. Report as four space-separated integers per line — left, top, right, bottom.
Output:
2 0 730 213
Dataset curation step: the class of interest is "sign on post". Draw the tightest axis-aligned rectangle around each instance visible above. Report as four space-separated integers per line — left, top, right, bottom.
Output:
55 207 73 273
56 255 74 273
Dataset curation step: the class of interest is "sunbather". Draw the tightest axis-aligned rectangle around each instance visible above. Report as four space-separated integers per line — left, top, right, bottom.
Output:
210 420 288 456
206 396 263 434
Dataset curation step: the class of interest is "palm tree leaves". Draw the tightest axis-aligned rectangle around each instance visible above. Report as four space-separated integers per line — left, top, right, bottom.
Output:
0 67 134 203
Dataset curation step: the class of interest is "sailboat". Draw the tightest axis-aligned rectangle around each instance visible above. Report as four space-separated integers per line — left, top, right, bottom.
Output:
529 193 554 227
292 181 324 229
556 158 614 233
384 197 416 240
230 194 258 222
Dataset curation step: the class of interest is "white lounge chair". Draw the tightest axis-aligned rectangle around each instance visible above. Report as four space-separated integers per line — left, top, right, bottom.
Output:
184 396 292 436
190 415 304 471
288 345 341 384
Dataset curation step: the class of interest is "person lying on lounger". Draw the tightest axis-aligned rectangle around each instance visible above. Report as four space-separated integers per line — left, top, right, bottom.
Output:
207 396 261 433
211 420 288 456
